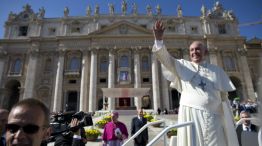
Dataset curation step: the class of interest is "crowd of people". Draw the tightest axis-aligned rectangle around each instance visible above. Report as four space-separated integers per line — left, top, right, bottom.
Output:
231 98 258 116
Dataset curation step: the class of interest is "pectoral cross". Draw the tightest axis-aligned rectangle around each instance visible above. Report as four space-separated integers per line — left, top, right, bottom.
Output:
199 79 206 90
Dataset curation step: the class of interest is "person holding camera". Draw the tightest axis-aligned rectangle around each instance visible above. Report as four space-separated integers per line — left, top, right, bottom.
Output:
54 118 87 146
102 112 128 146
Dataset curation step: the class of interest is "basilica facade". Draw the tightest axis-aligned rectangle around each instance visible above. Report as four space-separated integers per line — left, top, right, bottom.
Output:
0 2 257 113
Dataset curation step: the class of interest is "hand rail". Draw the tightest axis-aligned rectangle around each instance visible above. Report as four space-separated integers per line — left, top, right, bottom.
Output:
122 119 165 146
146 121 196 146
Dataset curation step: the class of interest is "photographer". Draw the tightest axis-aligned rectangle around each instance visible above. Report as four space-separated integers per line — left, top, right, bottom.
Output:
54 118 87 146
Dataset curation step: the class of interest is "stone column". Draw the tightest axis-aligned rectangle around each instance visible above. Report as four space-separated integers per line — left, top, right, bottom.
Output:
108 49 115 111
79 50 89 112
53 50 65 112
208 48 219 65
238 48 256 99
88 49 97 112
161 73 170 110
151 53 160 112
182 48 189 60
0 50 7 86
23 43 39 99
134 48 142 109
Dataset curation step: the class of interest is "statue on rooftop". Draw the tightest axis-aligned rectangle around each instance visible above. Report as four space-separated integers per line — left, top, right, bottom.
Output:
121 0 127 15
201 5 207 17
23 4 31 11
132 3 137 16
64 7 69 17
86 5 91 16
177 4 182 17
38 7 45 18
146 5 152 16
227 10 236 20
156 4 161 15
8 11 16 21
95 4 99 16
108 3 114 15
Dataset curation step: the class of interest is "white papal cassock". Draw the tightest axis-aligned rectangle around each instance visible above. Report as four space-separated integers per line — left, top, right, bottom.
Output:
153 40 239 146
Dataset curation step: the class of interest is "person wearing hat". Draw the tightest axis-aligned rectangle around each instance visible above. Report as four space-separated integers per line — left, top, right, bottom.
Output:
102 112 128 146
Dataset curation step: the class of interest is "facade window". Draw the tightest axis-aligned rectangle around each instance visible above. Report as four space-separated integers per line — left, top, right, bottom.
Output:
71 26 81 33
119 71 128 81
44 58 52 72
223 55 237 71
18 26 28 36
118 53 131 84
218 24 226 34
11 59 22 74
191 26 198 34
99 78 107 83
166 20 176 32
167 25 176 32
120 55 129 67
48 28 56 35
143 78 150 83
142 56 150 72
100 56 108 72
69 57 80 71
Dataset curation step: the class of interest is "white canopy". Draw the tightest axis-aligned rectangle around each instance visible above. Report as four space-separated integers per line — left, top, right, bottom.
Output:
101 88 150 98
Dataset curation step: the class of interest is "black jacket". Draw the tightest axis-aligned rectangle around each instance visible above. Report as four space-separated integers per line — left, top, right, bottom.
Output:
236 124 257 146
131 117 148 145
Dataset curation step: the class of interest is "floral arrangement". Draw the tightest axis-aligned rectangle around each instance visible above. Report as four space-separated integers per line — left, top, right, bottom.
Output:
95 119 108 128
143 113 154 122
167 128 177 138
234 115 240 122
85 128 102 139
103 115 112 122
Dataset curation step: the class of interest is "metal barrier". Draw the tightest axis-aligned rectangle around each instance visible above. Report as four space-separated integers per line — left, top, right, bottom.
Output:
146 121 196 146
122 119 166 146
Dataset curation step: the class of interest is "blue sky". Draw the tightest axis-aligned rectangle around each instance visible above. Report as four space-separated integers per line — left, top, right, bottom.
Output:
0 0 261 40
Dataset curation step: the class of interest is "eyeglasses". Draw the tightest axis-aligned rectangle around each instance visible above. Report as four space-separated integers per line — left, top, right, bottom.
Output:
6 124 41 134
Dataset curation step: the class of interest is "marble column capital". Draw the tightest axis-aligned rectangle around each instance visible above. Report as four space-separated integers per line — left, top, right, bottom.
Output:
57 48 67 56
29 46 39 57
132 46 142 53
208 47 218 54
90 47 99 54
0 49 7 58
80 48 89 55
237 48 247 56
108 47 117 54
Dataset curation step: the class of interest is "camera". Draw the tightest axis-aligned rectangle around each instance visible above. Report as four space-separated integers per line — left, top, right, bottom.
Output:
48 111 93 143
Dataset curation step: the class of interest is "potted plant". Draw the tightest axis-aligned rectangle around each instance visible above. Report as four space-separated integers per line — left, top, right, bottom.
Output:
85 128 102 141
95 119 108 129
167 128 177 138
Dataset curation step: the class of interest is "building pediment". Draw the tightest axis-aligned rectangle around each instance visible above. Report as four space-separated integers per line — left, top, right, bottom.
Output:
90 20 152 36
247 37 261 44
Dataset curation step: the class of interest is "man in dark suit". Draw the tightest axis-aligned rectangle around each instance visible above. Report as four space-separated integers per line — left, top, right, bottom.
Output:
131 109 148 146
236 110 257 146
